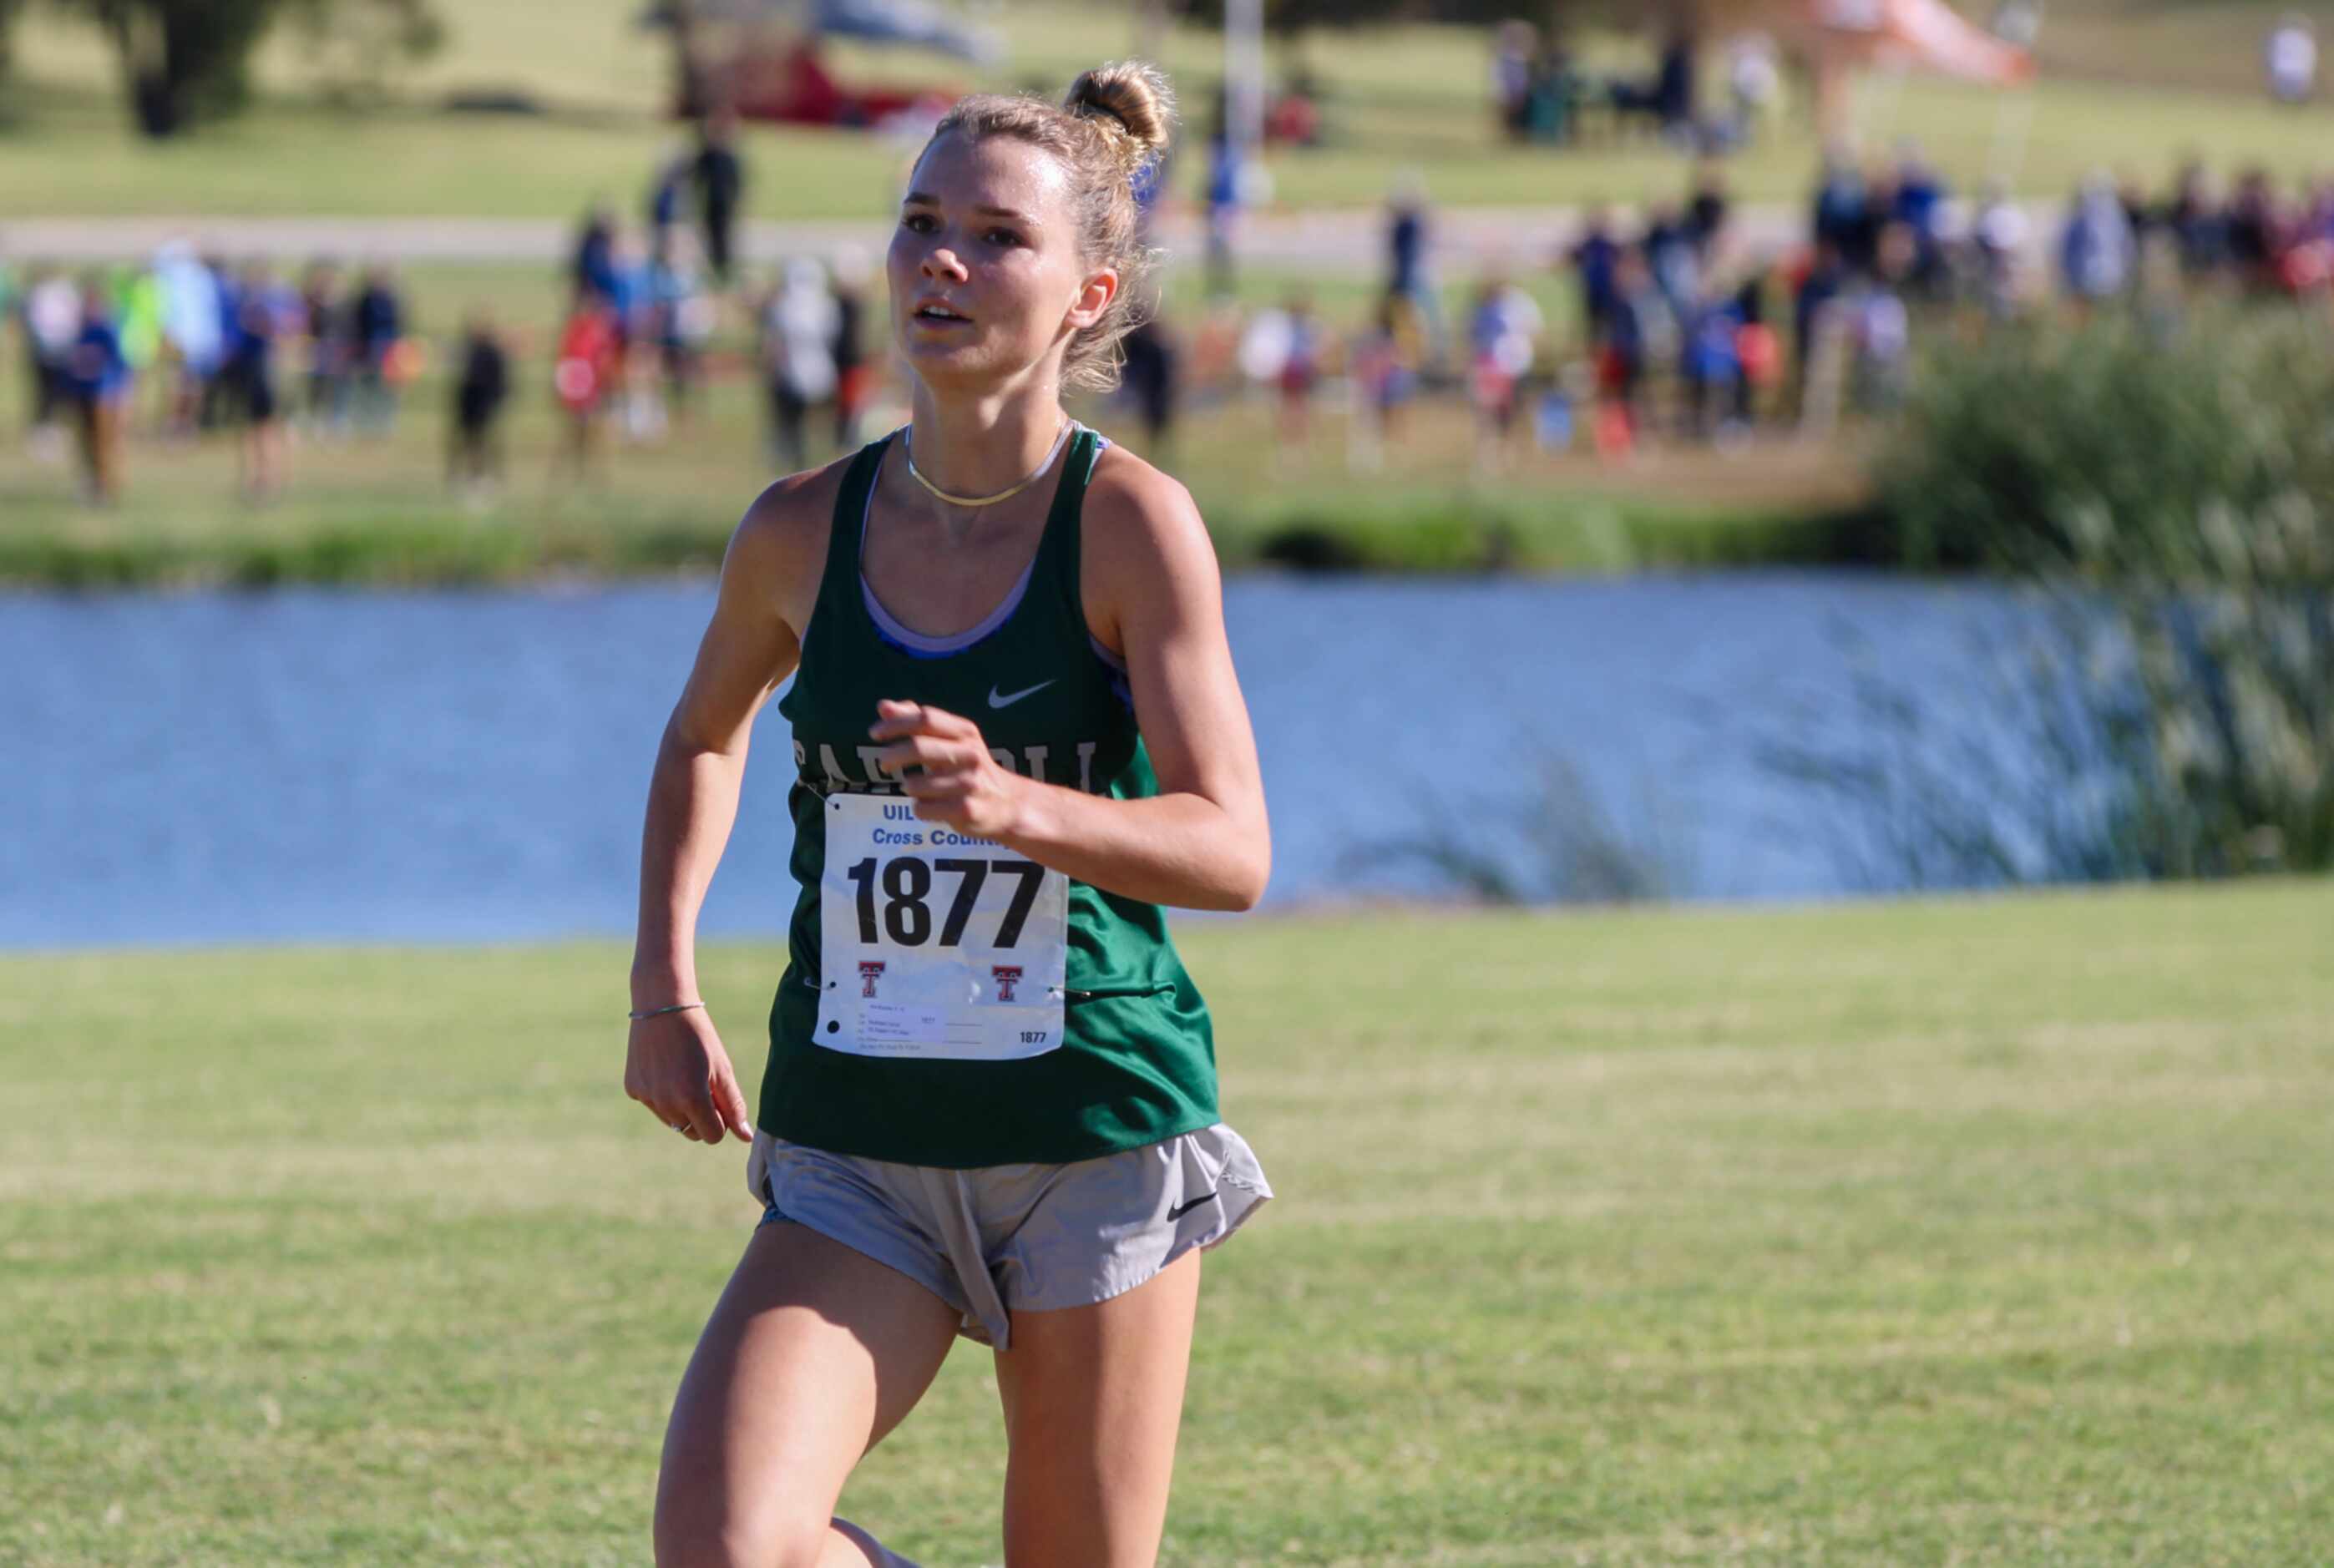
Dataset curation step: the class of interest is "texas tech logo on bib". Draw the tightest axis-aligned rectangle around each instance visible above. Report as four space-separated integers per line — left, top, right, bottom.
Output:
813 795 1067 1061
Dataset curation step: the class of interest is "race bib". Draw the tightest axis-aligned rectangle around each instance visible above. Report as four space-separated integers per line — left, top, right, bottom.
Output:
813 793 1068 1062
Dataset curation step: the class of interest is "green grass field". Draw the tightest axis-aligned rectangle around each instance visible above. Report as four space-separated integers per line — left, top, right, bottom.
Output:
7 881 2331 1564
3 0 2334 220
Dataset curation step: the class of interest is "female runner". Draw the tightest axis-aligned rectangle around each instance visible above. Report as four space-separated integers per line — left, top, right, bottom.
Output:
625 62 1273 1568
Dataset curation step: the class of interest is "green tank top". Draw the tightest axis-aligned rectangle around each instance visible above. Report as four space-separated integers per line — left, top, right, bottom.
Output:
762 427 1221 1168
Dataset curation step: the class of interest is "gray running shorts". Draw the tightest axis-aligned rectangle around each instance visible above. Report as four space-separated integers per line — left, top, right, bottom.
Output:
745 1124 1272 1349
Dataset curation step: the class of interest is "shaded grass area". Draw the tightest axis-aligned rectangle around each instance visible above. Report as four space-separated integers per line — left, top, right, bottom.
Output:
0 262 1871 589
6 882 2332 1563
3 1 2334 220
0 488 1866 589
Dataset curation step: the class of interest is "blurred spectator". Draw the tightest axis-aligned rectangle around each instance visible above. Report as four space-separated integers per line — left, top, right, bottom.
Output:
449 308 509 498
1848 225 1916 413
1264 81 1322 149
1466 271 1542 460
2266 14 2317 105
1891 144 1949 291
574 203 620 305
2285 179 2334 291
1386 185 1427 299
1612 29 1697 140
2163 161 2228 276
1233 302 1294 408
226 260 293 500
1793 237 1848 415
761 258 839 473
1385 177 1440 363
1276 292 1324 446
1522 39 1583 144
1732 265 1783 423
647 146 691 261
1644 202 1700 320
2225 166 2283 286
200 255 242 431
1972 183 2030 317
1812 152 1875 275
115 265 165 420
1118 314 1178 453
1491 21 1537 141
64 276 129 503
1653 30 1697 136
830 247 873 451
599 231 663 443
298 260 349 433
152 243 223 438
692 109 747 286
1349 289 1423 467
650 231 714 427
2060 175 2137 306
553 286 620 483
351 265 406 435
1686 164 1732 262
1599 247 1658 445
1680 288 1746 443
2116 168 2155 244
604 230 651 340
21 266 79 459
1569 205 1623 347
1724 32 1783 145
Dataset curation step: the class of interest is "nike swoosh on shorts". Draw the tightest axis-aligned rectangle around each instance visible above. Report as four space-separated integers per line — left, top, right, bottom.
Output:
988 680 1056 709
1167 1191 1217 1221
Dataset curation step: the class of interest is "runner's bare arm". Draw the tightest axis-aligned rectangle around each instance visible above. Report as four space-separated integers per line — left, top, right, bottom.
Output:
870 458 1270 912
627 470 832 1142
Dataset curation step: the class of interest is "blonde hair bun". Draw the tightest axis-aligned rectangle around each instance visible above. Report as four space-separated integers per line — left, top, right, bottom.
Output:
1065 61 1175 175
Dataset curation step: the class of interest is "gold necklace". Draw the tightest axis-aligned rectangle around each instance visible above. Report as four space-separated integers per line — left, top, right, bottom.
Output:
904 418 1072 508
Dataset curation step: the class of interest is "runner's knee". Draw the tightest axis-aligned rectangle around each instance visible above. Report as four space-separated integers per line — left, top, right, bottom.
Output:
652 1483 836 1568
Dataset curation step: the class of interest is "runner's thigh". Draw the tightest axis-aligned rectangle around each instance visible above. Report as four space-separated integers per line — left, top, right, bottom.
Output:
657 1221 960 1568
993 1250 1202 1568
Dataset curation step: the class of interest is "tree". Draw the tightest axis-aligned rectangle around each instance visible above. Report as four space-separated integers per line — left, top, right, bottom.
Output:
50 0 442 139
0 0 24 79
53 0 274 136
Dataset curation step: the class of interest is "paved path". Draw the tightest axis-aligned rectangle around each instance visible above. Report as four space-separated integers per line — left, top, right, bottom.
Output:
1 200 2058 275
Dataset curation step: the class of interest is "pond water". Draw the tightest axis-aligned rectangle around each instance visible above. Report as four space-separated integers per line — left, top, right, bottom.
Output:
3 572 2022 949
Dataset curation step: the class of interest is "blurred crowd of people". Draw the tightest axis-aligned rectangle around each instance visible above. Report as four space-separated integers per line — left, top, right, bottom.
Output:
0 114 887 510
1194 146 2334 473
3 249 417 505
1490 22 1785 154
549 208 871 486
14 111 2334 510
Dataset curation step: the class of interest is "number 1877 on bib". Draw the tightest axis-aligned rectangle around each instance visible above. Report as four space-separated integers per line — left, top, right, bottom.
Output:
815 794 1069 1062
